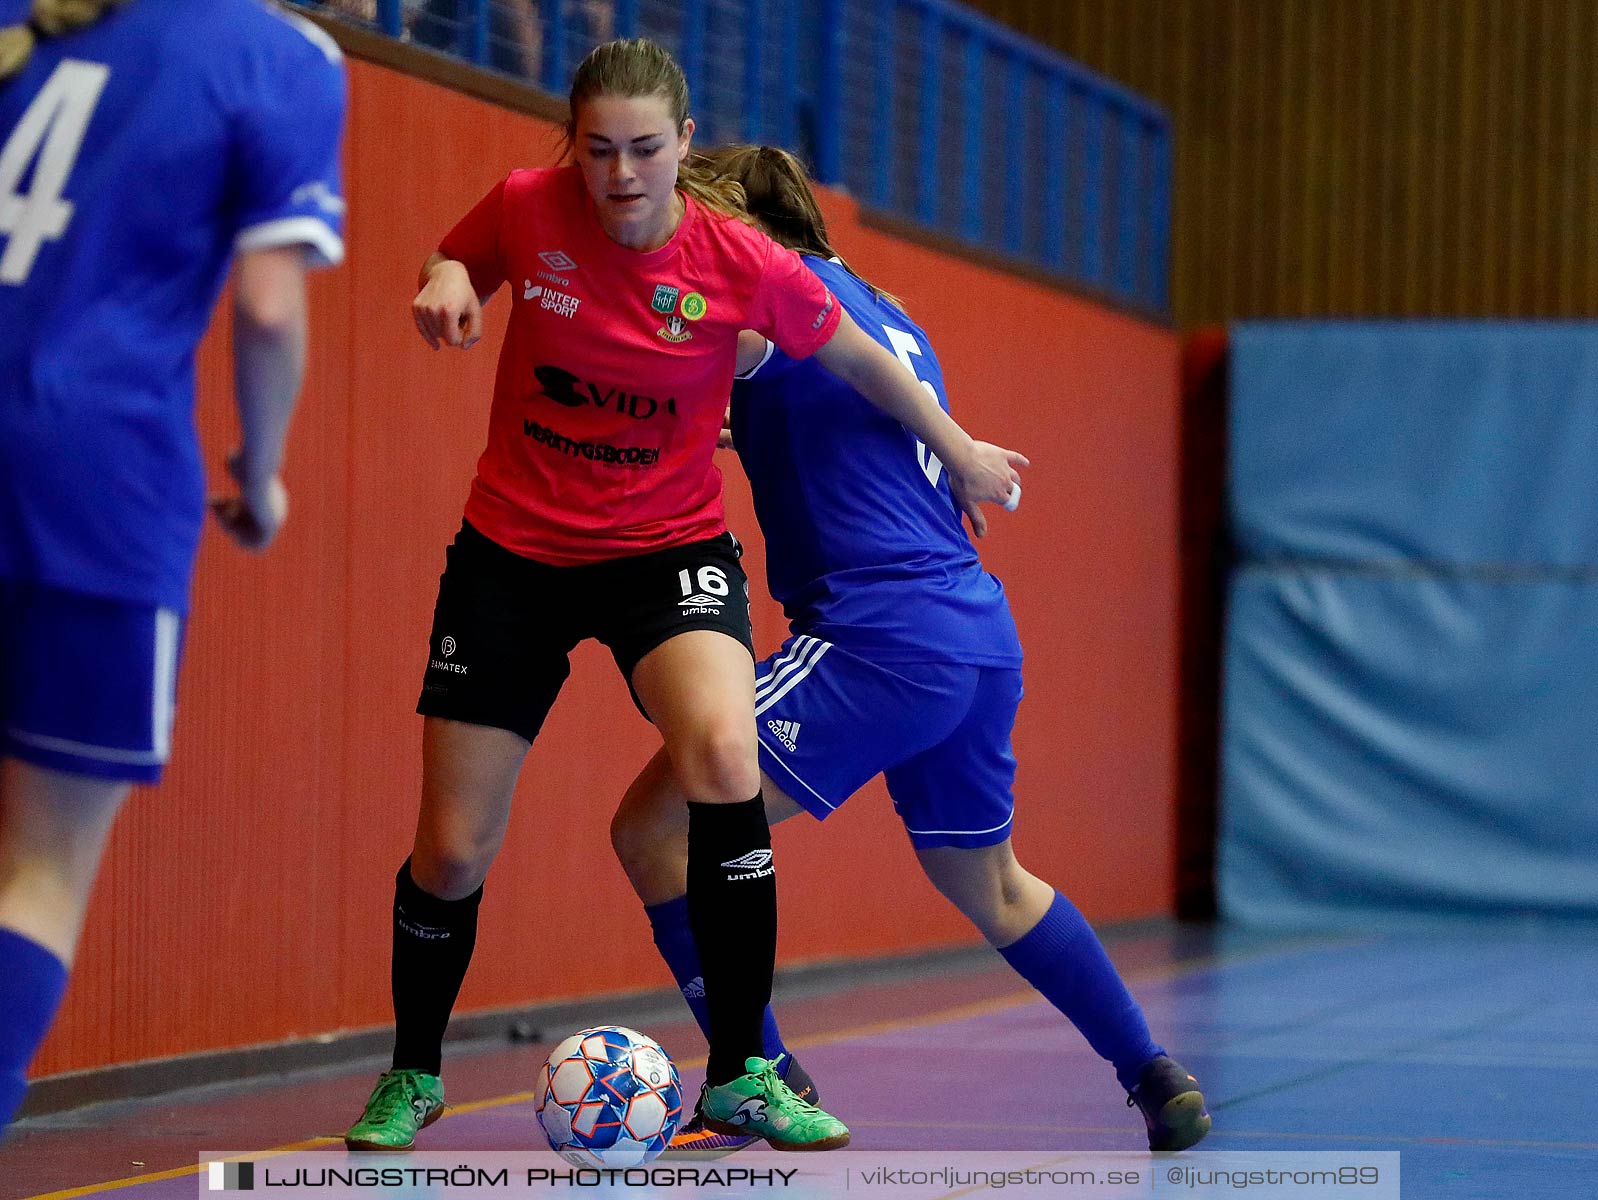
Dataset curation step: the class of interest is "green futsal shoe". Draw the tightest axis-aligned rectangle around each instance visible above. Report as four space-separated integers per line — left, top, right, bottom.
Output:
699 1055 850 1151
666 1055 819 1157
345 1069 445 1150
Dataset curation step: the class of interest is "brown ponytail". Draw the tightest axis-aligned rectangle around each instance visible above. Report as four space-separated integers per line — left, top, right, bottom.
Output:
1 0 131 83
695 143 903 310
563 38 750 223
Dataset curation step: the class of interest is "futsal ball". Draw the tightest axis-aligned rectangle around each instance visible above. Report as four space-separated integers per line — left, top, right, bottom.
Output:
535 1026 683 1166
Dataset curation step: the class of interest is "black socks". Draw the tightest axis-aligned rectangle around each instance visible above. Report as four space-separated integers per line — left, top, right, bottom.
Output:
390 858 483 1076
390 796 773 1087
687 795 777 1085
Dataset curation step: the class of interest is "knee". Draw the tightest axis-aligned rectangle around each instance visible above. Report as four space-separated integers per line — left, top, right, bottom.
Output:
985 859 1053 946
411 820 499 899
995 857 1035 912
410 850 488 900
920 846 1049 946
670 719 759 804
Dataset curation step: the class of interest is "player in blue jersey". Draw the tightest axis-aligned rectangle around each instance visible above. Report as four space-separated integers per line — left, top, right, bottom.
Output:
609 145 1210 1154
0 0 346 1129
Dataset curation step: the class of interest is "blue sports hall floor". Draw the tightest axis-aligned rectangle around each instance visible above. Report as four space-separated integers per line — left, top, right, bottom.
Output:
3 923 1593 1199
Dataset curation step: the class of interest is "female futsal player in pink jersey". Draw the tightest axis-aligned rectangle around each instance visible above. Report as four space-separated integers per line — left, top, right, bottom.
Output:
344 38 1027 1153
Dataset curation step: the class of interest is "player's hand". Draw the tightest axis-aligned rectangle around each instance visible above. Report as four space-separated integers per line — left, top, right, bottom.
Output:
948 441 1029 538
209 449 288 552
413 259 483 350
716 405 734 450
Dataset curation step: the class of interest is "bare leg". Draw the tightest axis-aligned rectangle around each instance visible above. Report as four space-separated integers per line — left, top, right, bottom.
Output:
409 716 528 899
913 839 1055 949
0 757 133 1127
0 758 132 965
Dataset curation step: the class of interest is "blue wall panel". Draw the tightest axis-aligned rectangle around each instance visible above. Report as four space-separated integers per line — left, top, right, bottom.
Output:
1230 322 1598 569
1221 568 1598 926
1221 323 1598 926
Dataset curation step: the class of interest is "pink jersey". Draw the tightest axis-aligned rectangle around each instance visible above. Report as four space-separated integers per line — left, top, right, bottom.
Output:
438 166 841 565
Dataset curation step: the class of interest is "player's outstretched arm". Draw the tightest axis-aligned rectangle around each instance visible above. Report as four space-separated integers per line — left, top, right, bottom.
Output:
212 245 309 552
413 252 485 350
812 311 1029 537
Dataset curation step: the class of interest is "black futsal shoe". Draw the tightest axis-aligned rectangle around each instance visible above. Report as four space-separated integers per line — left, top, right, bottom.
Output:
1127 1055 1211 1151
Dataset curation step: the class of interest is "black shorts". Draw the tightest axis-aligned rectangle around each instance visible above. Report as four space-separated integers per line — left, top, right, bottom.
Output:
416 521 753 743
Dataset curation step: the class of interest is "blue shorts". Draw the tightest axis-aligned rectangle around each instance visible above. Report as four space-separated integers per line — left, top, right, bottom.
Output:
0 581 184 783
754 634 1023 850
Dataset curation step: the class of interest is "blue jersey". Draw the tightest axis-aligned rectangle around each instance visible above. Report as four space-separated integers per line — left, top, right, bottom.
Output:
0 0 346 610
731 257 1022 667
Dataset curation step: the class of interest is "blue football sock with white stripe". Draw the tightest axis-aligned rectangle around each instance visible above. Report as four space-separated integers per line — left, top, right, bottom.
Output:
644 894 787 1065
998 891 1164 1091
0 927 70 1127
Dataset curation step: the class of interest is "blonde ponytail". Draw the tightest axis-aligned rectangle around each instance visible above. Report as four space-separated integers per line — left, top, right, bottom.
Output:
1 0 131 83
697 143 904 310
674 158 749 224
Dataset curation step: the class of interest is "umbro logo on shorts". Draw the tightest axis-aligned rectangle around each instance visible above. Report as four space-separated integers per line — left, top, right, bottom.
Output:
678 591 723 617
766 719 801 751
721 850 775 882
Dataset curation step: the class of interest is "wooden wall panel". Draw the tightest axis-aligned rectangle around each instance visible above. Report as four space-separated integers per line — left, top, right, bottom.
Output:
967 0 1598 324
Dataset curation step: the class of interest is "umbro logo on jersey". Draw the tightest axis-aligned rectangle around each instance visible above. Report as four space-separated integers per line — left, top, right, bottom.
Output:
766 719 801 752
539 250 577 272
721 849 775 882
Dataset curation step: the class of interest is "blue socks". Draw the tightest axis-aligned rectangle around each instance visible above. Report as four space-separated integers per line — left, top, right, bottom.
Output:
644 894 787 1065
0 927 70 1127
999 891 1164 1091
649 887 1155 1090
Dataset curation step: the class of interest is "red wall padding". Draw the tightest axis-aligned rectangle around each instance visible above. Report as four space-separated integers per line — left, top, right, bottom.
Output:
32 60 1180 1077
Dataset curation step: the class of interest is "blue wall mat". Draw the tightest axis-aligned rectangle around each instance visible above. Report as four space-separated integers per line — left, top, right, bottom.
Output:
1230 322 1598 568
1220 567 1598 926
1221 322 1598 925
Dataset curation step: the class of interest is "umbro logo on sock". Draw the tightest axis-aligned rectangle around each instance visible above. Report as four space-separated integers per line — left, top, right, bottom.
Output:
395 907 451 941
720 849 775 881
766 718 800 751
